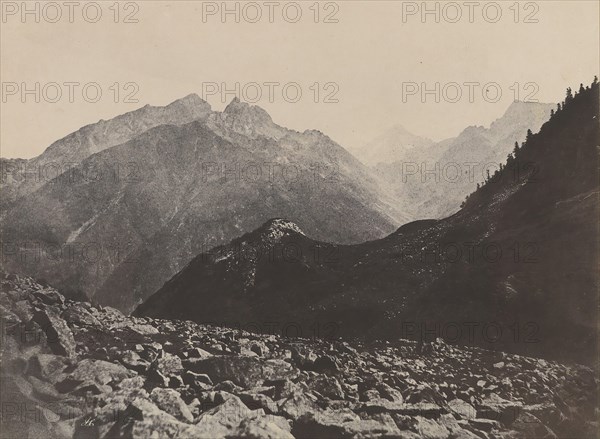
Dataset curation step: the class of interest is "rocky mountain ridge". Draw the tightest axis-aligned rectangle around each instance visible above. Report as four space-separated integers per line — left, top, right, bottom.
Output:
0 94 212 209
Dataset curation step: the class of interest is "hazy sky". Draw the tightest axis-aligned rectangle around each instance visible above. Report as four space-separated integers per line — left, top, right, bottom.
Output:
1 0 598 159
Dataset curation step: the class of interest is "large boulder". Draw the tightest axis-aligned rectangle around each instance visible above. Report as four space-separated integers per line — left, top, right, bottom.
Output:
194 394 253 435
56 358 135 393
150 387 194 423
61 303 101 327
235 416 294 439
32 308 76 358
306 374 345 400
27 353 71 383
447 398 477 420
157 353 184 376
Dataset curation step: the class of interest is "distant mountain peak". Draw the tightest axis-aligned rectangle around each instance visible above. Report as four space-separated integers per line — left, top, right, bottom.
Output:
223 97 272 122
225 96 241 107
487 100 554 140
205 97 284 140
354 124 433 166
167 93 211 111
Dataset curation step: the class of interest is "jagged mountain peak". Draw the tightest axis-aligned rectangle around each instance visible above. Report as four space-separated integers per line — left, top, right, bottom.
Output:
224 96 242 109
489 100 553 133
224 97 272 121
205 97 284 140
167 93 211 111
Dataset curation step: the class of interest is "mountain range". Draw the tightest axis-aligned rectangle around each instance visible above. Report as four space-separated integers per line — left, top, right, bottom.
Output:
1 96 406 313
136 81 599 364
0 95 212 209
369 101 554 219
2 82 594 365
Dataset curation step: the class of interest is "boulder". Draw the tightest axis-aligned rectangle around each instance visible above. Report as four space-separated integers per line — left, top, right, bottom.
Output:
312 355 339 373
238 392 279 414
448 398 477 420
105 397 205 438
183 370 214 389
32 308 76 358
187 347 213 359
235 416 294 439
27 353 70 383
150 387 194 423
509 411 558 438
279 393 320 421
194 394 252 434
156 353 183 376
61 304 101 326
120 351 150 373
412 416 451 439
306 374 345 400
477 393 522 425
129 323 159 335
57 358 135 391
32 290 65 306
376 382 404 403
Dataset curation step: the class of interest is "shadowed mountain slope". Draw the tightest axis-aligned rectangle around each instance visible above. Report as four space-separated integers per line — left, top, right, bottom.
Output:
137 81 599 364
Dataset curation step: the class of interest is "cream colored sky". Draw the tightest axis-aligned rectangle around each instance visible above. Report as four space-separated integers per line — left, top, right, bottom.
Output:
1 0 598 159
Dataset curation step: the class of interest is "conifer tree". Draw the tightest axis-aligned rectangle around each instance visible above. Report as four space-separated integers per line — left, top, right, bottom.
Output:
565 87 573 103
526 129 533 143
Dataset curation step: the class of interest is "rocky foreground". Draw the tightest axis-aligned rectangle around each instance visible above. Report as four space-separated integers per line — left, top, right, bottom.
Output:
0 273 597 438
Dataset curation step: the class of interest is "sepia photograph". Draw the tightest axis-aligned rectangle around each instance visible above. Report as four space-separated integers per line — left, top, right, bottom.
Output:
0 1 598 438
